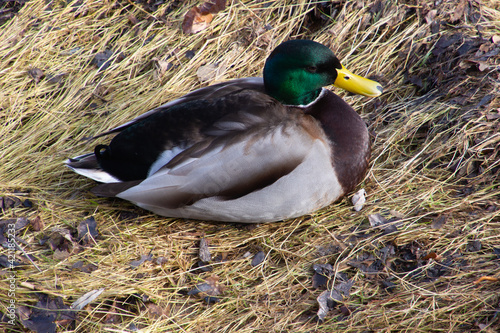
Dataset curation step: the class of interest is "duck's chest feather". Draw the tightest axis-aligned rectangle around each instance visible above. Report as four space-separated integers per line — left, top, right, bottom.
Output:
304 90 370 193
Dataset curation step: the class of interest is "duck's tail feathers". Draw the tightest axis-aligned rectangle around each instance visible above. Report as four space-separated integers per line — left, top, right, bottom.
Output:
65 153 120 183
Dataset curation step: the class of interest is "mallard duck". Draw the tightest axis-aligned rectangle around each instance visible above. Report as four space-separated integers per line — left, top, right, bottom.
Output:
66 40 382 223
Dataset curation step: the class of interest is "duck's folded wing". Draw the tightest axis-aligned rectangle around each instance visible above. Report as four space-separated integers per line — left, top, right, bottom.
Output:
93 77 265 139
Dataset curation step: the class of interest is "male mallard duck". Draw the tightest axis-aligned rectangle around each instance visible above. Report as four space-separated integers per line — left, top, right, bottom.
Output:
67 40 382 223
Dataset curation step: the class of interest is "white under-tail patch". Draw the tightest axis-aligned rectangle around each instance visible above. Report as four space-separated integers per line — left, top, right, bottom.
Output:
65 160 121 183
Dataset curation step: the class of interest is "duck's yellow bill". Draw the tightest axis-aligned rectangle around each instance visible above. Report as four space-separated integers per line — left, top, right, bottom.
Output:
334 65 383 97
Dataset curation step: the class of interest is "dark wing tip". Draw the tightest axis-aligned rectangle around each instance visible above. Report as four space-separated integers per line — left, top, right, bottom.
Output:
91 180 141 197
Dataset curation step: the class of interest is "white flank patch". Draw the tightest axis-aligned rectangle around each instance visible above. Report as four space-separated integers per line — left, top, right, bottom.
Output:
147 146 186 177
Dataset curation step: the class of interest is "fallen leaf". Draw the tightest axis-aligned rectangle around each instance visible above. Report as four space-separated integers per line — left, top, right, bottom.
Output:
368 213 387 227
339 305 351 316
492 35 500 44
190 260 213 273
0 254 22 268
421 252 442 261
251 251 265 267
493 248 500 259
203 296 220 304
72 260 98 273
451 0 466 22
431 215 447 229
18 305 31 321
425 9 437 25
77 217 98 245
182 0 226 34
185 50 196 59
312 263 333 289
316 280 354 321
351 189 366 211
20 294 76 333
381 280 397 292
46 73 66 84
53 249 70 261
187 275 225 302
199 0 226 13
153 57 174 79
40 232 64 249
478 62 490 71
368 213 399 234
145 302 164 319
14 217 29 230
466 240 482 252
50 227 73 243
182 7 213 34
1 195 22 210
30 216 44 231
196 62 226 82
28 68 44 83
199 237 211 262
92 50 125 71
130 253 153 268
479 43 492 53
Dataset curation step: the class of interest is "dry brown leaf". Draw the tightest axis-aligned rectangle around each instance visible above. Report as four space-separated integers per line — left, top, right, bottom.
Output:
146 302 164 319
27 68 44 83
479 43 493 53
421 252 442 261
53 249 70 261
196 63 226 82
127 14 138 25
153 57 174 79
451 1 466 22
431 215 447 229
182 7 213 34
425 10 437 25
182 0 226 34
188 275 225 298
200 0 226 14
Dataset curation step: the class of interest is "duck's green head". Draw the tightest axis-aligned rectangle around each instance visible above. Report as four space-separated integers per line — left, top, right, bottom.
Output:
263 40 383 106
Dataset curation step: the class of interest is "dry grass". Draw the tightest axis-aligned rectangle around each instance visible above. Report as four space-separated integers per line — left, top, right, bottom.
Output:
1 0 499 332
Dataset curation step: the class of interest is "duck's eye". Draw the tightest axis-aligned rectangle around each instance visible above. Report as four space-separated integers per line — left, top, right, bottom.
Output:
306 66 317 73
